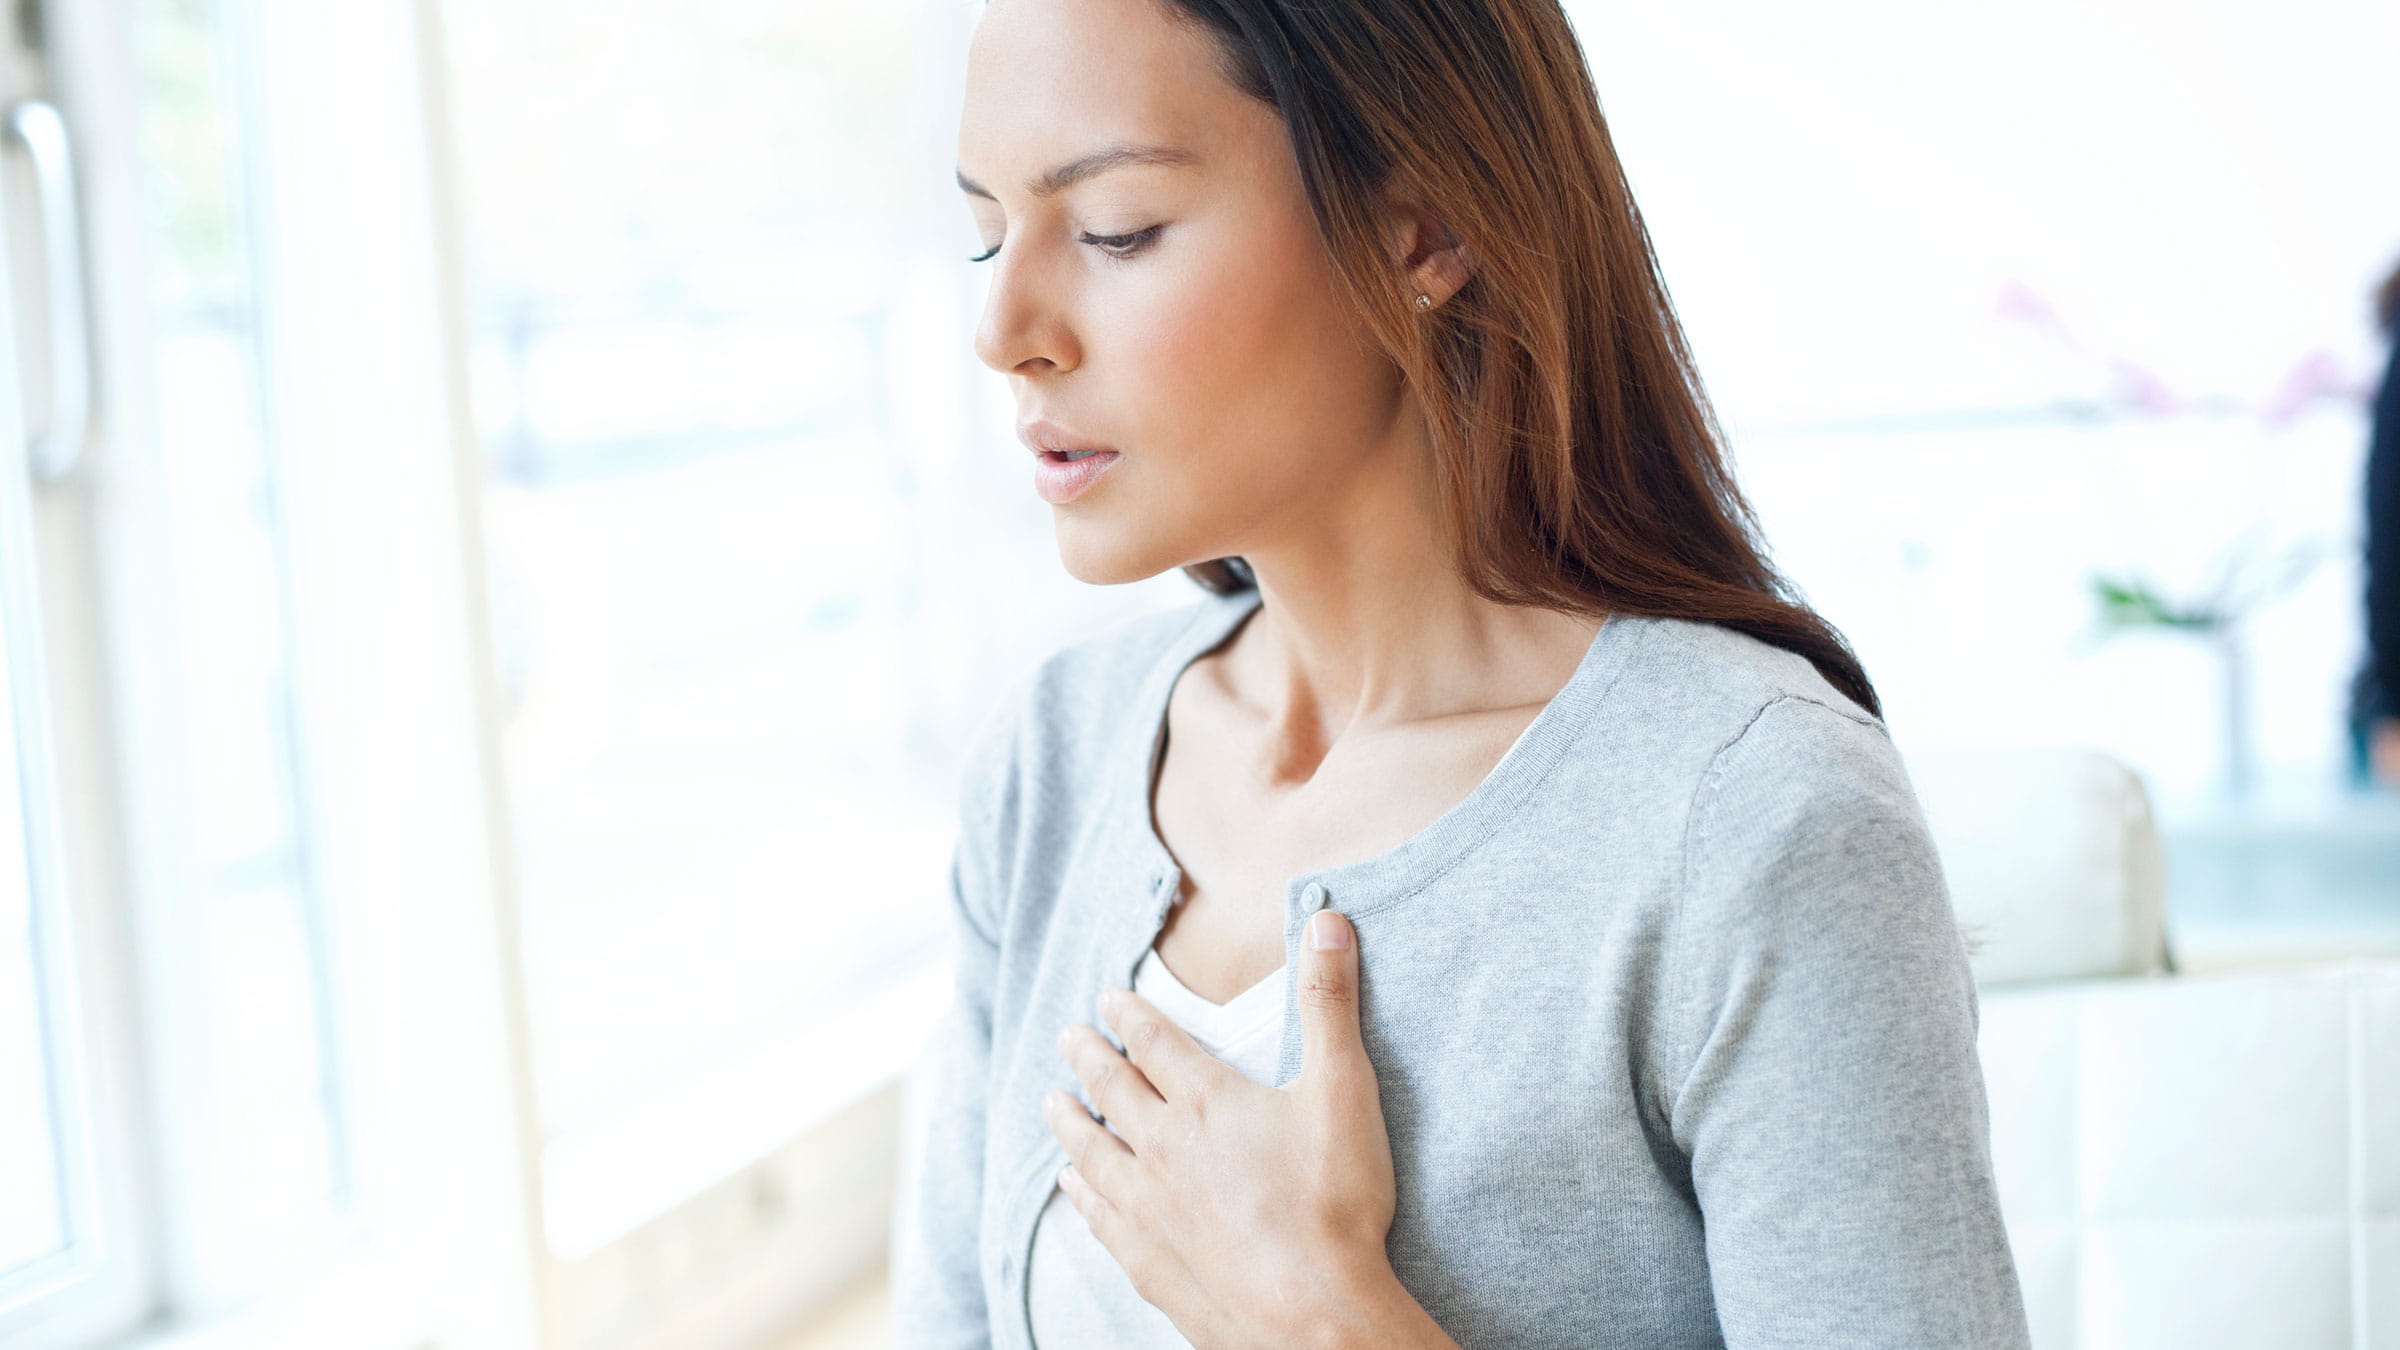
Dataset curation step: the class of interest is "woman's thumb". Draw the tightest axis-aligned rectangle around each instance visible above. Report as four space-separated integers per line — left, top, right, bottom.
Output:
1298 908 1369 1089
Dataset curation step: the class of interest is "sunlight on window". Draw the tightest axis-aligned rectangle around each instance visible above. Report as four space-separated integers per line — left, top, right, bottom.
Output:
442 1 960 1150
129 0 350 1288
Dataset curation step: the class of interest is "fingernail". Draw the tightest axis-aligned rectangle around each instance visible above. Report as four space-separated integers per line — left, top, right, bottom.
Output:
1310 909 1350 950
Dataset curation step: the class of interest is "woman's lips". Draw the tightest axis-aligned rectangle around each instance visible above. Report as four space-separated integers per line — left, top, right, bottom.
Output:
1032 449 1122 504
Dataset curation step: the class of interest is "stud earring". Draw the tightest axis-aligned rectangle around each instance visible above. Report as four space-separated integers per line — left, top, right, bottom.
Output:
1414 293 1433 310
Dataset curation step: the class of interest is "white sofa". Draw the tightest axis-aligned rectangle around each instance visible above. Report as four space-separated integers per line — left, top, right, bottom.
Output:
1909 746 2400 1349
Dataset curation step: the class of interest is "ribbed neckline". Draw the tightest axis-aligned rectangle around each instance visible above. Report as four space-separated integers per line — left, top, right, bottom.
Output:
1119 586 1649 923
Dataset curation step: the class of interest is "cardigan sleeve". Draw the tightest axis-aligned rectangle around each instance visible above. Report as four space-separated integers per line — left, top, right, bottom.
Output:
889 698 1021 1350
1665 695 2032 1348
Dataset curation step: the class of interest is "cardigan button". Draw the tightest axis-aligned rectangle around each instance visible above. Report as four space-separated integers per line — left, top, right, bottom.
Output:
1300 882 1328 912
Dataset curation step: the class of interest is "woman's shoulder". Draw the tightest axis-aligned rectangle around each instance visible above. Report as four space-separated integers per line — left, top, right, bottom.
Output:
1037 589 1242 708
1624 620 1935 908
1559 615 1920 881
954 590 1242 826
1632 614 1881 732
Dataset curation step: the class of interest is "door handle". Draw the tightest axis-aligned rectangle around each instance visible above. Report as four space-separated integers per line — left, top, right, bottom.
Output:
5 99 93 484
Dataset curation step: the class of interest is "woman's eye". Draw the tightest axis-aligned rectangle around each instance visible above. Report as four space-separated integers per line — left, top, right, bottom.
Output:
1080 226 1163 261
965 225 1164 265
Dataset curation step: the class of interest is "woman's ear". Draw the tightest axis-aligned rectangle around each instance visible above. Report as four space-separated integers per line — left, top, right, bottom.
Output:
1380 189 1476 306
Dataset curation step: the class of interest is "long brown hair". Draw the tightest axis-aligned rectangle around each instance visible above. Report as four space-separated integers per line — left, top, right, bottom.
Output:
1162 0 1881 718
2376 255 2400 336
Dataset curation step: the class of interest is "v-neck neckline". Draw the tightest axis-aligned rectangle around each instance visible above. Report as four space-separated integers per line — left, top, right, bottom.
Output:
1134 945 1286 1031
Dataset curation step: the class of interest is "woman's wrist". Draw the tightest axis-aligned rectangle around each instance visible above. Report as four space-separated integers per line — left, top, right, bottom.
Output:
1294 1255 1463 1350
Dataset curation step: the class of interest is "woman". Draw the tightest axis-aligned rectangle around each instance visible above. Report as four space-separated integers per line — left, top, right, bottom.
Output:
894 0 2032 1345
2352 258 2400 786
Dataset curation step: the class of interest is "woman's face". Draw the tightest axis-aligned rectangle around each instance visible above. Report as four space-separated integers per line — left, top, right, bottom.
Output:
957 0 1414 585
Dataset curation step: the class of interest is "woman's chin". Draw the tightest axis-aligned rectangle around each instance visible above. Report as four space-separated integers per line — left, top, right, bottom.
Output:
1054 530 1190 588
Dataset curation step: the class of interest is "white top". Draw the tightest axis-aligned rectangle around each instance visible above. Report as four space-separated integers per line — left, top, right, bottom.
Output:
1023 720 1538 1348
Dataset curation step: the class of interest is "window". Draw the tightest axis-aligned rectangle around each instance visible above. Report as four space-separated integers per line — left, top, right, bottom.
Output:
438 0 997 1258
1568 0 2381 806
5 0 542 1342
123 0 356 1303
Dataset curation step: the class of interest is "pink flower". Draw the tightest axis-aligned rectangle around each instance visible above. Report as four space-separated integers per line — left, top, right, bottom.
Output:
2107 357 2181 416
2258 348 2345 429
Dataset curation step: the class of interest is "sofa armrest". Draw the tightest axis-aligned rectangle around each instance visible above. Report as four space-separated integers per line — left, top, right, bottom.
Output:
1976 959 2400 1347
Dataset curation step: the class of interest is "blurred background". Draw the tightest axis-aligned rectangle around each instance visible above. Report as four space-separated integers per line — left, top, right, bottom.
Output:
0 0 2393 1347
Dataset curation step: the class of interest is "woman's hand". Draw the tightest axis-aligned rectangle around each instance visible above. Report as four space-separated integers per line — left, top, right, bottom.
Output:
1043 907 1427 1349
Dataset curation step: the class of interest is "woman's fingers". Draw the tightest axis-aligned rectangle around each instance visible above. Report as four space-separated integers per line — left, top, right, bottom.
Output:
1044 1085 1136 1191
1097 987 1223 1105
1060 1021 1165 1145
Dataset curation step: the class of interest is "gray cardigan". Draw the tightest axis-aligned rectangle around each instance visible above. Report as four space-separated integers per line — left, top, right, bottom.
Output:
890 584 2032 1348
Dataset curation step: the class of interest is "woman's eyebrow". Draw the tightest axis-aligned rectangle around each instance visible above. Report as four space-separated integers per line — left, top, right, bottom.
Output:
955 142 1202 202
